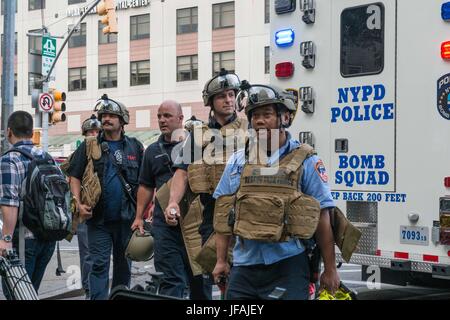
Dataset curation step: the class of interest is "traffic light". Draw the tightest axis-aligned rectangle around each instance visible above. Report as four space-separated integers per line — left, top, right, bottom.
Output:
98 0 118 34
48 88 66 125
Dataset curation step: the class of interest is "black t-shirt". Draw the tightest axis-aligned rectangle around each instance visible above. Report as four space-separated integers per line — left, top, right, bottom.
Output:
139 134 182 226
67 134 144 224
67 142 88 181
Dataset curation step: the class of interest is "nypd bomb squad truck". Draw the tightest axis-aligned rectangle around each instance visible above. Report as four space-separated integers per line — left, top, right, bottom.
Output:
270 0 450 286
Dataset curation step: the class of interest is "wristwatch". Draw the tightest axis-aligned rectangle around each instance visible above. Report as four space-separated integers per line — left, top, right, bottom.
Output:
1 234 13 243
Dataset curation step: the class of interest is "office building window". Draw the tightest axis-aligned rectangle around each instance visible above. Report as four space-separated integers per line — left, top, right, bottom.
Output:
177 7 198 34
28 72 42 95
130 14 150 40
265 46 270 74
68 0 85 4
69 67 86 91
130 60 150 86
265 0 270 23
68 23 86 48
98 64 117 88
1 0 18 15
213 51 235 76
213 1 234 29
28 29 42 54
177 55 198 82
1 33 18 56
98 21 117 44
29 0 45 11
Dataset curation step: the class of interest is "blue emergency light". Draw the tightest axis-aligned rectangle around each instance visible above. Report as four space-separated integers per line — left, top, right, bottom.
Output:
275 29 295 47
442 2 450 21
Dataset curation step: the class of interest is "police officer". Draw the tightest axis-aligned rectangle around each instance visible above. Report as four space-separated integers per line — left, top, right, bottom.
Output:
211 84 340 300
77 114 101 299
67 94 144 300
165 69 245 238
164 70 247 299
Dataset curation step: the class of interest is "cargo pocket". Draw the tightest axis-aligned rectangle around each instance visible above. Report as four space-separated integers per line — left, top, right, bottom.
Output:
124 159 140 185
188 164 210 194
234 194 285 241
213 194 235 235
287 193 320 239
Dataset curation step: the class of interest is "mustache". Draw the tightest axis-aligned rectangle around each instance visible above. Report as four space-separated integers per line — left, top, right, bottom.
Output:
102 121 113 126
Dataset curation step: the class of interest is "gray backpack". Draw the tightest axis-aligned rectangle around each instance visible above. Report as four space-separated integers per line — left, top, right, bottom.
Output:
6 148 72 241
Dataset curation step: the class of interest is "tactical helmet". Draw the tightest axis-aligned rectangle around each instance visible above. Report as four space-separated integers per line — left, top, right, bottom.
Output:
94 94 130 124
202 69 241 107
81 114 102 136
236 83 297 126
125 229 154 262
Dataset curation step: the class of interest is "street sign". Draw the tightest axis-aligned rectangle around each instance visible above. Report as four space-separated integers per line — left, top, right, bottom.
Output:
39 93 54 112
42 36 57 77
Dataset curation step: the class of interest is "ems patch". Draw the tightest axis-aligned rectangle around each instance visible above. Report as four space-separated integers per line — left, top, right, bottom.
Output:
315 160 329 183
437 73 450 120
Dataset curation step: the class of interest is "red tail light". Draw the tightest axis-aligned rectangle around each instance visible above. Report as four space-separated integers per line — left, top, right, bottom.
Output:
275 62 294 78
441 41 450 59
445 177 450 187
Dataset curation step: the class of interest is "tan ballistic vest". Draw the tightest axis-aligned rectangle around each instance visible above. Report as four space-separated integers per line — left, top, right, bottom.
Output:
214 144 321 242
187 117 248 194
157 117 248 274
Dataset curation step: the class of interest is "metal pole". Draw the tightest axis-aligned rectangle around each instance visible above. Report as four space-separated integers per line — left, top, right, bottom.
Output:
0 0 16 153
42 0 102 83
42 82 49 152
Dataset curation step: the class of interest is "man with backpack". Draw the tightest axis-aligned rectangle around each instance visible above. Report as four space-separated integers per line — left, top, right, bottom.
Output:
67 94 144 300
0 111 70 299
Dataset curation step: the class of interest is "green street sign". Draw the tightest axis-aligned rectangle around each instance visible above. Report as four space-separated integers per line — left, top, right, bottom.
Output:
42 36 56 57
42 36 57 77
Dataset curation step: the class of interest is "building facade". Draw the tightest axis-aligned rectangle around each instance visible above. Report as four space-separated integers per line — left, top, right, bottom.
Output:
0 0 271 153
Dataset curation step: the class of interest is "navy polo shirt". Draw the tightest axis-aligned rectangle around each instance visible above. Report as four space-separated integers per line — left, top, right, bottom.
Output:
139 135 182 226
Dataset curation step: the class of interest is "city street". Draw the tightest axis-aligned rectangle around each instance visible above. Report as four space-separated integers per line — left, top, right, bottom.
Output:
2 237 449 300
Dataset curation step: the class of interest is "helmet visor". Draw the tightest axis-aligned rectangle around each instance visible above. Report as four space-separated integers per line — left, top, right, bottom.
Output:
236 85 278 111
206 73 241 94
94 97 122 114
84 118 102 129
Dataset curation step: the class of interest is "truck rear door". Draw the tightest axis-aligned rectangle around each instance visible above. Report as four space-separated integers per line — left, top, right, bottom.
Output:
330 1 397 194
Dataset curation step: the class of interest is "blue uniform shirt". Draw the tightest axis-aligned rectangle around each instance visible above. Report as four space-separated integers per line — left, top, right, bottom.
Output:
213 133 335 266
102 140 125 222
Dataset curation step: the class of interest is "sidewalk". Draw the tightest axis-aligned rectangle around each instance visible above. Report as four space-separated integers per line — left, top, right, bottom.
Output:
0 244 156 300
